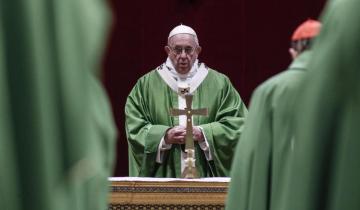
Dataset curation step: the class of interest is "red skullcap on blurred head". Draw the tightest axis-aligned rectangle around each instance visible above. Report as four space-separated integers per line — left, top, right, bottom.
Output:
291 19 322 41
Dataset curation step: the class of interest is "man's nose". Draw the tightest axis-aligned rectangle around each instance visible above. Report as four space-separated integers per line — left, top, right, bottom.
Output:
179 50 187 57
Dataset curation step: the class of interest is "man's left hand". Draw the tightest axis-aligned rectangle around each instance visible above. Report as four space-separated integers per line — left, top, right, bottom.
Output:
193 126 205 142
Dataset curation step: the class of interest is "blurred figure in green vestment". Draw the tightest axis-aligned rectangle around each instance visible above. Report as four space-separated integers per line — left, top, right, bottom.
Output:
280 0 360 209
0 0 117 210
226 19 321 210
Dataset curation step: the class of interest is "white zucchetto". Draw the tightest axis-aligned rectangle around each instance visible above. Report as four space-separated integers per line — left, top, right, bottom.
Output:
168 24 197 39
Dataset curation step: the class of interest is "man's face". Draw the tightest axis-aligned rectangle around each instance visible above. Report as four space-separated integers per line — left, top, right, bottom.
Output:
165 34 201 74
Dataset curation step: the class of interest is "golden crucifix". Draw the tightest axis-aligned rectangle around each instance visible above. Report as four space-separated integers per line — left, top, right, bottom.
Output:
170 94 208 178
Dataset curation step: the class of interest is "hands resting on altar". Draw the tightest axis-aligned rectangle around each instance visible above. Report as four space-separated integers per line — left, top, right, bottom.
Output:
164 125 205 145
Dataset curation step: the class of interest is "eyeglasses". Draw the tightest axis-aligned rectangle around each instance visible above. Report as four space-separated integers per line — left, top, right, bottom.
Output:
169 46 195 55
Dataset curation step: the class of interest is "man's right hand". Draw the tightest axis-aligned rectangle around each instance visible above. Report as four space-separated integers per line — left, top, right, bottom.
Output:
164 126 186 145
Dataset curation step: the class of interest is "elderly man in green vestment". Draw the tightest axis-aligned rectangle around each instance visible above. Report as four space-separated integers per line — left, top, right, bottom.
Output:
226 20 321 210
280 0 360 209
125 24 248 177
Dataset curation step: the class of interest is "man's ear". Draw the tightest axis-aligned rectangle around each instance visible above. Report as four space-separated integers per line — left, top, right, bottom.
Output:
196 46 202 55
165 46 171 55
289 48 298 60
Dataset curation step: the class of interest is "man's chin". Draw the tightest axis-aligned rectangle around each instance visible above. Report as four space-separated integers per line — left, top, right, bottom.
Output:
176 65 190 74
176 68 190 74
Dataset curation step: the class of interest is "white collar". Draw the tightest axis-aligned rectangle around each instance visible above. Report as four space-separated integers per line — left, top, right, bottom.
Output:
157 59 209 96
165 57 199 81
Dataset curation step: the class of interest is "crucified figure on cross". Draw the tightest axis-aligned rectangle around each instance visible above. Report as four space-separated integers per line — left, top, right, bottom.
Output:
170 94 208 178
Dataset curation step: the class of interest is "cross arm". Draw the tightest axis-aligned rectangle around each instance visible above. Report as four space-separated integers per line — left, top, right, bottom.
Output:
170 108 187 116
192 108 208 116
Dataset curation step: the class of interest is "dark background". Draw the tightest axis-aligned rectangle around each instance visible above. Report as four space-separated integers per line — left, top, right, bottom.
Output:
103 0 327 176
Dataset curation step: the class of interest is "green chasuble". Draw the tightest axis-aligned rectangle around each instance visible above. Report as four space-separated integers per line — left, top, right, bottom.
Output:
0 20 20 210
85 75 117 210
0 0 116 210
280 0 360 210
226 51 311 210
125 68 248 177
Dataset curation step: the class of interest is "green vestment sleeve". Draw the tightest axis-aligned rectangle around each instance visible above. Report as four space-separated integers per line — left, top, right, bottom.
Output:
198 77 248 177
0 22 20 210
125 79 171 176
86 75 117 210
125 69 247 177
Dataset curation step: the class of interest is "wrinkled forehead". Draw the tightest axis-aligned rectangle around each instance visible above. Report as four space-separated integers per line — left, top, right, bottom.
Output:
168 34 198 47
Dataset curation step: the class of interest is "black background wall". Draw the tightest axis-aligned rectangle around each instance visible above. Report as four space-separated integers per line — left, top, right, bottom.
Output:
103 0 327 176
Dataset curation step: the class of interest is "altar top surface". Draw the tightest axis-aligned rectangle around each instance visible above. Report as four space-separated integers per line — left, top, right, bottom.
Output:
109 177 229 209
109 177 230 183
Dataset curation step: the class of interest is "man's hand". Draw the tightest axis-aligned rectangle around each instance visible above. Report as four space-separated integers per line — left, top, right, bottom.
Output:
193 126 205 142
165 126 205 144
164 126 186 144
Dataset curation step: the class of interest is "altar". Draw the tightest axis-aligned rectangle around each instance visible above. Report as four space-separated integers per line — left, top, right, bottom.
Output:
109 177 230 210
